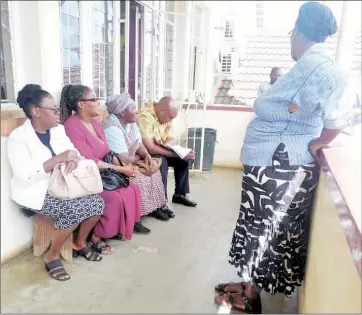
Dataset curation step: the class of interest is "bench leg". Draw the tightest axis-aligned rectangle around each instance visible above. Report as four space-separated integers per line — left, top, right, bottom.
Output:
33 215 73 262
33 216 52 257
60 233 73 262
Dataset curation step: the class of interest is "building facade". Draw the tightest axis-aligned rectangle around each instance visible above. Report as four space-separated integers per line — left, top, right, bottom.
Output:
1 0 211 107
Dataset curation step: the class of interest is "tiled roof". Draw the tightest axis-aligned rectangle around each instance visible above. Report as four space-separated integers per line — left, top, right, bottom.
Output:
213 33 362 106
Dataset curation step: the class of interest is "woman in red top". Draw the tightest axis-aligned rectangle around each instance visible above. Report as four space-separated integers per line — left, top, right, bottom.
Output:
60 84 150 254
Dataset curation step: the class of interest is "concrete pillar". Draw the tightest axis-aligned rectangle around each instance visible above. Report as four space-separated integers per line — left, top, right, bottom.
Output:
335 1 356 71
37 1 62 99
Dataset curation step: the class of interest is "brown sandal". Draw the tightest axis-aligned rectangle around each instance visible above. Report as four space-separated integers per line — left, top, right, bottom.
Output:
214 292 262 314
215 282 245 294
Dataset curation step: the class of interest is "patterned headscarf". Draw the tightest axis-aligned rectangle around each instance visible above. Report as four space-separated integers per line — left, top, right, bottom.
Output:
106 93 135 115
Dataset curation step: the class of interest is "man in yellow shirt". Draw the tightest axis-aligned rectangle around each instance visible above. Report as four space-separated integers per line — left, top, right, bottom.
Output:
137 97 197 211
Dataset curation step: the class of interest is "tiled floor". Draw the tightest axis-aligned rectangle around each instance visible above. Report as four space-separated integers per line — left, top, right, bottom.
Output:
1 168 298 313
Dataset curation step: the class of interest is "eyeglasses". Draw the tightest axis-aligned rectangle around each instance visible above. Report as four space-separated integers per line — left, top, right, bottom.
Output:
80 98 99 102
39 106 61 114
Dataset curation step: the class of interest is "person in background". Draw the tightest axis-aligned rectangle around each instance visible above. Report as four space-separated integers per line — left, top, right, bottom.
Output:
137 96 197 207
60 84 150 252
214 2 354 313
257 67 284 97
101 93 172 221
8 84 104 281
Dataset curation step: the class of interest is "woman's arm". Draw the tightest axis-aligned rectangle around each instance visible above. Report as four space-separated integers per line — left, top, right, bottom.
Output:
7 134 78 181
308 128 341 162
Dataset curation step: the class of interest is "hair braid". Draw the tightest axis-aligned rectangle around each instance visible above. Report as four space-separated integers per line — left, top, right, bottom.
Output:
59 84 89 123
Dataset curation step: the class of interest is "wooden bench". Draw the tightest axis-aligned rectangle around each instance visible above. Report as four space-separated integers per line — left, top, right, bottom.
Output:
33 215 73 262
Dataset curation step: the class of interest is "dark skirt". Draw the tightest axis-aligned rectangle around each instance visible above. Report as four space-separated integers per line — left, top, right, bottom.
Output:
229 143 320 297
29 194 104 230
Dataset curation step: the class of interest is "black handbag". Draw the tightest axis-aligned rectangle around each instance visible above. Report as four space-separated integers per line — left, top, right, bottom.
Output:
100 151 129 191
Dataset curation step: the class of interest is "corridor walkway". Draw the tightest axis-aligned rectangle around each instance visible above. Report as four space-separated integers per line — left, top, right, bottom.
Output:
1 169 297 313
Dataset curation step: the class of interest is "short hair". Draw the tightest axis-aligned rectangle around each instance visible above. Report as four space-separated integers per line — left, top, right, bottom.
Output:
271 67 282 75
59 84 89 123
295 1 338 43
17 84 51 119
159 96 178 110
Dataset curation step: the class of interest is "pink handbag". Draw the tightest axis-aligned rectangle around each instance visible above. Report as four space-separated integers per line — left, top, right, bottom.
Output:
48 159 103 200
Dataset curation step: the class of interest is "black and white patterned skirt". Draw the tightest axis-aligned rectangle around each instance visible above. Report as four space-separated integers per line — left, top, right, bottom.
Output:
229 143 320 297
29 194 104 230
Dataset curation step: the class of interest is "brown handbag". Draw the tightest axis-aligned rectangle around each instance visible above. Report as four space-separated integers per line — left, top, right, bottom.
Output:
135 158 162 176
48 159 103 200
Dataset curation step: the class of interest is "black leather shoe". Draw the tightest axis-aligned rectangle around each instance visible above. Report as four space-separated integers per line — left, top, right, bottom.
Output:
161 206 175 218
172 194 197 207
149 209 169 221
134 222 151 235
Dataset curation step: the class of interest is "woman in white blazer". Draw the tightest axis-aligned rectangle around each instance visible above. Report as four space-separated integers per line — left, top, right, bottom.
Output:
7 84 105 281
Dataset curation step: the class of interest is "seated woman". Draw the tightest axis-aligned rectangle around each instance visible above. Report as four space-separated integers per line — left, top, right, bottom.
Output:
60 84 150 251
101 93 173 220
7 84 104 281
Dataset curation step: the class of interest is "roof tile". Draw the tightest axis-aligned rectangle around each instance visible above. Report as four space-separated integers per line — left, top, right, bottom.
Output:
214 33 361 106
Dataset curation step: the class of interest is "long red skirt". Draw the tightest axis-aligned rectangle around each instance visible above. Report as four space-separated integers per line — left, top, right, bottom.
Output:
93 183 141 240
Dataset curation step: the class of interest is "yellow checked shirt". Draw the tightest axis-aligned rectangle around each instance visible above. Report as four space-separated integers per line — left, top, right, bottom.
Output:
137 103 173 144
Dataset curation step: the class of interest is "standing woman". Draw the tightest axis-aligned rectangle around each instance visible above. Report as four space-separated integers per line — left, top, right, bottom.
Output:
60 84 150 252
214 2 352 313
101 93 171 221
7 84 104 281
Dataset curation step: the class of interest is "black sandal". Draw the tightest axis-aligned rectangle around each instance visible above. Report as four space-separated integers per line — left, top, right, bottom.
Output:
215 282 245 294
45 259 70 281
72 245 103 261
214 292 262 314
89 240 113 255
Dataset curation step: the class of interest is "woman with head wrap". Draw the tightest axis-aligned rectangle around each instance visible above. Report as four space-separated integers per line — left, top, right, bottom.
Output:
101 93 172 221
214 2 359 313
60 85 151 253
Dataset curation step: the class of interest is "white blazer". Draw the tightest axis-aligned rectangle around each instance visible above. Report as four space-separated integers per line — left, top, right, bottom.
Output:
7 119 80 210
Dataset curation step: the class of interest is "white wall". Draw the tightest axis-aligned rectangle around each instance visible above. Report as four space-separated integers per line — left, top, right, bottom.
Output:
183 109 255 167
1 137 33 261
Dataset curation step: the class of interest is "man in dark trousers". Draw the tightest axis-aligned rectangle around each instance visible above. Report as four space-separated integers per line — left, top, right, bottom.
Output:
137 96 197 219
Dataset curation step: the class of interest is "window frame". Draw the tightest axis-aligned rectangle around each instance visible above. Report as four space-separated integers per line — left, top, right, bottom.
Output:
59 0 82 86
91 0 116 99
224 19 234 40
1 0 16 103
221 53 232 73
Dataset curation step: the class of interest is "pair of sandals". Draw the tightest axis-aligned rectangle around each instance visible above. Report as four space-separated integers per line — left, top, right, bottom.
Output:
45 245 103 281
214 282 262 314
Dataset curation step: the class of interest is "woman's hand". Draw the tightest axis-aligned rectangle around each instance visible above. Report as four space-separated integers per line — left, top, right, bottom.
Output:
116 164 137 178
56 150 79 163
144 154 153 166
64 161 78 175
308 138 329 167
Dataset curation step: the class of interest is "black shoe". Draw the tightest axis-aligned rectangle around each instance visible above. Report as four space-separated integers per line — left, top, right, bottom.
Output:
149 209 170 221
172 194 197 207
161 206 175 218
134 222 151 235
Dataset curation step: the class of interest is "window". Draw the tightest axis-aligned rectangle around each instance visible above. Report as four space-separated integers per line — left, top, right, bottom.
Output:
256 1 264 28
224 20 234 39
1 1 15 101
92 1 115 98
60 1 81 85
221 54 232 73
164 1 175 95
